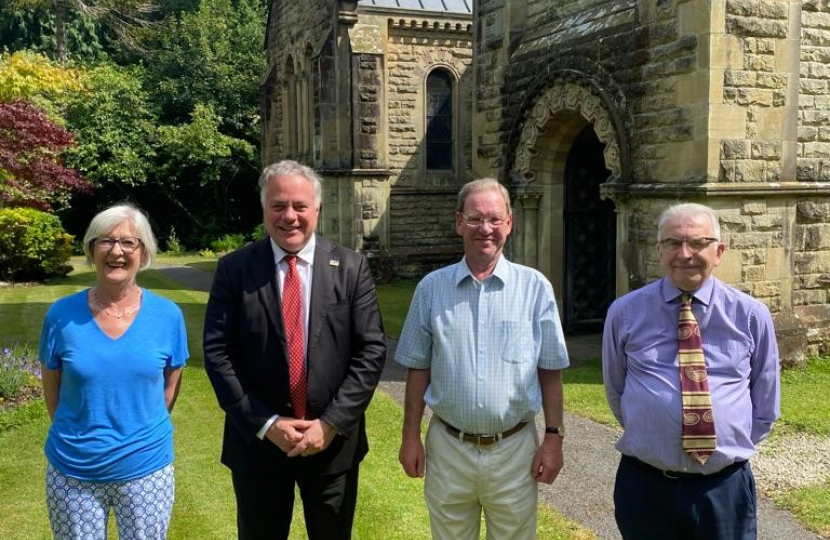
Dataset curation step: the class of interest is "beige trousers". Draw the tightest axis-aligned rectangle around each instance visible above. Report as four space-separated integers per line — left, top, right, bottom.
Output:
424 418 539 540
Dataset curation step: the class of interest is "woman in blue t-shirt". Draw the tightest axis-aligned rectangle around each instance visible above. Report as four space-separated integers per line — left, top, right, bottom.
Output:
39 203 188 540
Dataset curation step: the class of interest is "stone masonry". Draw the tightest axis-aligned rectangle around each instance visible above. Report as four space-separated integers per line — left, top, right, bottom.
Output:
471 0 830 362
264 1 473 277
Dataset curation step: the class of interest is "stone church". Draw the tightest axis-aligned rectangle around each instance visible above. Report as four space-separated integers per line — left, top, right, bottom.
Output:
263 0 474 277
263 0 830 362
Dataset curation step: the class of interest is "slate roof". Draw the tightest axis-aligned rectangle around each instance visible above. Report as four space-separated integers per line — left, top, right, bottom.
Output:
359 0 472 15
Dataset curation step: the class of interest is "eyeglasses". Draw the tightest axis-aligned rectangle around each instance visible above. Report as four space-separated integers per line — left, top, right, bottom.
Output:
461 214 507 229
93 237 143 253
658 237 719 253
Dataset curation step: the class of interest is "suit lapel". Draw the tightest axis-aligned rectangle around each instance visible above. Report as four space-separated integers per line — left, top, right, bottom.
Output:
250 238 284 341
308 235 335 362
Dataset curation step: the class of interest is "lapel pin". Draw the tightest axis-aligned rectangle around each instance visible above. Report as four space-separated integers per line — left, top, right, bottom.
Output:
329 260 340 267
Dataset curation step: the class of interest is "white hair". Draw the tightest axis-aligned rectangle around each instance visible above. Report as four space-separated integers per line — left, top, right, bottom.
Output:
82 203 157 269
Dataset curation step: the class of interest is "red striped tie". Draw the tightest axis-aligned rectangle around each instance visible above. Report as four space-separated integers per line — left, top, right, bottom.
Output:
678 293 716 465
282 255 306 419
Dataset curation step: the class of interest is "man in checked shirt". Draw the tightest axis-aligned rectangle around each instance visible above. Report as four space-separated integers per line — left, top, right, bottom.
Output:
396 178 570 540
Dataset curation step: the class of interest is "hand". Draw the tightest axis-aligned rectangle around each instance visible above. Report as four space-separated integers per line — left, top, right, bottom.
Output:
532 435 563 484
287 419 337 458
265 417 312 453
399 435 426 478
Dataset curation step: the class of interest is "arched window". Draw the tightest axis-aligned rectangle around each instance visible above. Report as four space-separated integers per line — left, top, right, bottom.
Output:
426 69 453 170
283 55 298 155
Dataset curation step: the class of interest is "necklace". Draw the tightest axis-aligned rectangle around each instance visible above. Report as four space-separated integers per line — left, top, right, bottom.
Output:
90 287 141 320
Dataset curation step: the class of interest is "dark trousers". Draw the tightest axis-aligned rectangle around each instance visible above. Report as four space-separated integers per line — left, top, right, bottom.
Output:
614 455 757 540
231 466 359 540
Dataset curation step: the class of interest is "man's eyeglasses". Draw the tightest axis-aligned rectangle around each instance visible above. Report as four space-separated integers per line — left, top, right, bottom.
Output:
658 237 719 253
93 237 143 253
462 214 506 229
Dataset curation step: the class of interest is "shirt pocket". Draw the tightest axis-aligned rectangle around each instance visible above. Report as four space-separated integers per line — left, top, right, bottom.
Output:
501 321 533 364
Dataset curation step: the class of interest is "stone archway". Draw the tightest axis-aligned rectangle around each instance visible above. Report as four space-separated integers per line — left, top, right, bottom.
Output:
510 80 621 330
513 81 621 184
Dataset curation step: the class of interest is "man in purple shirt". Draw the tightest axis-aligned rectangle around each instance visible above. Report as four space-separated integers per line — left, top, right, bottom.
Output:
603 202 780 540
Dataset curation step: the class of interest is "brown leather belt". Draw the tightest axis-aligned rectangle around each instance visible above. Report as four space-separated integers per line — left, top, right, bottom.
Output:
438 417 527 446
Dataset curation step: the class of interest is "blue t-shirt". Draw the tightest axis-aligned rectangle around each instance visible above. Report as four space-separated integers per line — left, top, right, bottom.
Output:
39 288 189 482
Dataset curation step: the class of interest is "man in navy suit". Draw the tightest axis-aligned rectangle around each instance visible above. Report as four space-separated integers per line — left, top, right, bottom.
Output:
204 160 386 540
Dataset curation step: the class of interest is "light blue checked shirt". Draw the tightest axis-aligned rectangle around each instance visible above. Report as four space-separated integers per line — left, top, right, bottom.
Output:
395 256 569 434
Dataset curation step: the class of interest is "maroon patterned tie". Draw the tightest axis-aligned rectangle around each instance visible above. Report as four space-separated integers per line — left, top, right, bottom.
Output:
282 255 306 419
679 293 716 465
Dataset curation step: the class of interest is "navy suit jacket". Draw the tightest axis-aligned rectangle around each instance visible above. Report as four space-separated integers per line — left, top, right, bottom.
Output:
203 235 386 475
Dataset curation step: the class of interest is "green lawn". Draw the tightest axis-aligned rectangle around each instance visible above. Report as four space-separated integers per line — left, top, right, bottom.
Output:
0 257 594 539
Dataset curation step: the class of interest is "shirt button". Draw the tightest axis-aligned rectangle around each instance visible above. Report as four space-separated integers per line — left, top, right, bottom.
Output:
477 403 483 408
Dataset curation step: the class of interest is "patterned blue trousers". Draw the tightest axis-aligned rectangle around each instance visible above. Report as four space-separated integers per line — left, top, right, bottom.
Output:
46 463 175 540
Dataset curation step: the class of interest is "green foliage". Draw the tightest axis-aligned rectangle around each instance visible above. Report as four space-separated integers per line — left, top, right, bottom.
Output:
209 233 246 253
198 248 215 258
144 0 265 139
63 62 156 186
165 226 183 254
0 2 113 62
155 103 254 188
0 207 73 281
250 222 266 240
0 50 84 111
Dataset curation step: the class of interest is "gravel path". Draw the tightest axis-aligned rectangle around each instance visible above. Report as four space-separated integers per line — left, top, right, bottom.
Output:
158 264 826 540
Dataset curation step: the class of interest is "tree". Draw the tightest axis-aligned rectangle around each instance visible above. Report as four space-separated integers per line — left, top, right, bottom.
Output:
0 0 159 61
63 62 157 187
144 0 265 139
0 100 91 210
0 50 83 113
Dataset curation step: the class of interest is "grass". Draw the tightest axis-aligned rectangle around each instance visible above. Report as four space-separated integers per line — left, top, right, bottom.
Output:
375 278 418 339
0 258 593 539
560 355 830 538
563 359 617 427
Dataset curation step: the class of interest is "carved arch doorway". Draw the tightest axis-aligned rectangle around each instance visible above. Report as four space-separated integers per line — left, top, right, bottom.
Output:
510 80 621 333
563 125 615 332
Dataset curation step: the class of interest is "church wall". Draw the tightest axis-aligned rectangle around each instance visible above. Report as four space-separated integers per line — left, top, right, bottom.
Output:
472 0 830 363
263 0 334 164
799 0 830 182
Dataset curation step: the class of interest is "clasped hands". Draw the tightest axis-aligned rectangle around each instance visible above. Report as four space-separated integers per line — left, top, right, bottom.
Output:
266 417 336 457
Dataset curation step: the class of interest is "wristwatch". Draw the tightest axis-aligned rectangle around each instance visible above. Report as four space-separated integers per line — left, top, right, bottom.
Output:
545 425 565 437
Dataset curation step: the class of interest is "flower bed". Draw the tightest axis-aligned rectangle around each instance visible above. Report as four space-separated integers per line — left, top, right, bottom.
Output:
0 344 42 411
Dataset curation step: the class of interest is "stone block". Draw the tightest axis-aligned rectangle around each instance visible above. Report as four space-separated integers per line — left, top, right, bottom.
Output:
724 69 756 87
745 264 766 281
794 289 827 306
741 201 767 215
765 247 790 279
721 139 750 159
751 140 782 159
716 249 743 283
726 16 788 38
730 230 772 248
710 105 748 138
751 214 782 231
751 280 782 297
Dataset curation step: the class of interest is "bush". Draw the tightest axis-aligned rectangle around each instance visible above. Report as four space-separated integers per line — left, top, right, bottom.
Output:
165 226 183 254
251 223 266 241
210 233 247 253
0 208 73 281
